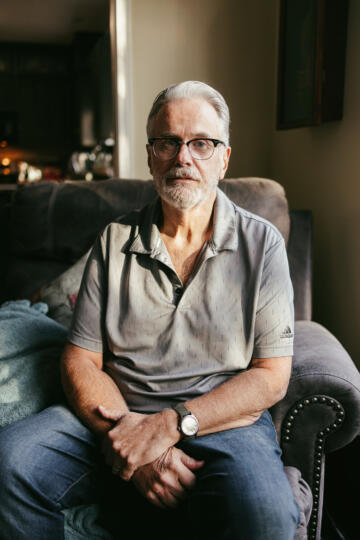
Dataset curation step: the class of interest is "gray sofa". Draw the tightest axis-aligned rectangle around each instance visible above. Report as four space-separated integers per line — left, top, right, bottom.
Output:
1 177 360 540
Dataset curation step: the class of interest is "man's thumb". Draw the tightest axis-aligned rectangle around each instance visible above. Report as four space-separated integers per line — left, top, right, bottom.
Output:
181 453 205 470
98 405 122 421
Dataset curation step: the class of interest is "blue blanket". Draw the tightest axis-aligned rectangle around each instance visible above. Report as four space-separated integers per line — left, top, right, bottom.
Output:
0 300 67 427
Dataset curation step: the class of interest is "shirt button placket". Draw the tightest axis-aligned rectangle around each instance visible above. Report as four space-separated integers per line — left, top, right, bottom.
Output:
173 285 183 305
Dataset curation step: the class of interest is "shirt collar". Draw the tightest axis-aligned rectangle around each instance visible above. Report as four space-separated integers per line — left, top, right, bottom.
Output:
127 197 163 256
127 186 238 256
210 187 238 252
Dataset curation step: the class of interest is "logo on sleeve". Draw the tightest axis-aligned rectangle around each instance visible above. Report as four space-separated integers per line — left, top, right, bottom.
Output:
280 326 294 339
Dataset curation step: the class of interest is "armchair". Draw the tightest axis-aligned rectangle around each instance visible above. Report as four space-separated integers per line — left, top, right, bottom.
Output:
1 177 360 540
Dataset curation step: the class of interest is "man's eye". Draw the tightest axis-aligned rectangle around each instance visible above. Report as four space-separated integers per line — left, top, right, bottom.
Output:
192 140 209 149
159 139 178 150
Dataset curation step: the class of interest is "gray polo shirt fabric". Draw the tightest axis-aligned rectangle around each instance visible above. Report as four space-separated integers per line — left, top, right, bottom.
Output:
68 188 294 413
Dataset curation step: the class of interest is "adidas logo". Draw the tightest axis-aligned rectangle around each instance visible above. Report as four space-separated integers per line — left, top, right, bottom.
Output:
280 326 294 339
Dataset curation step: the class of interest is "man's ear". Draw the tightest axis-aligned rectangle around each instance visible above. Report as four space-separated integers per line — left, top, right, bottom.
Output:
146 144 153 175
219 146 231 180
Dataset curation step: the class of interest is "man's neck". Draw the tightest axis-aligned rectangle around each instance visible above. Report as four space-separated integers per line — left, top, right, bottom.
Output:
159 190 216 246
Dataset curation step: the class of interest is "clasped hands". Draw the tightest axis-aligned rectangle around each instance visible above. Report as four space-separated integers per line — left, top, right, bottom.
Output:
98 405 204 509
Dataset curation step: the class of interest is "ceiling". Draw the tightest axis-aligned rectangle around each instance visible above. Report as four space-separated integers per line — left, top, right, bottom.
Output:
0 0 109 45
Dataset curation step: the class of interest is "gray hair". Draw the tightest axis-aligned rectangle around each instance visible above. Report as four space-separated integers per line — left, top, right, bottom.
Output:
147 81 230 145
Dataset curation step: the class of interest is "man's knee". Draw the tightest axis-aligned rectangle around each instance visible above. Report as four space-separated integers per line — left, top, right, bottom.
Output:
239 488 300 539
0 423 37 511
224 462 300 539
0 414 50 495
184 445 300 539
187 483 299 540
0 405 94 498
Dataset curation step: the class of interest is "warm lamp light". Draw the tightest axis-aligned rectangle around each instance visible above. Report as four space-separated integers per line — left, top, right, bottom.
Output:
3 168 11 175
1 157 10 166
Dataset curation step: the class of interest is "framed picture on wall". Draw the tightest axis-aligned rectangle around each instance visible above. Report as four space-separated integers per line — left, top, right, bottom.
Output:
277 0 348 130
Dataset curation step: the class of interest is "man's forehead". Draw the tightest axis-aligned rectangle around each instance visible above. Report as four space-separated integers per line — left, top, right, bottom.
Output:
151 98 221 137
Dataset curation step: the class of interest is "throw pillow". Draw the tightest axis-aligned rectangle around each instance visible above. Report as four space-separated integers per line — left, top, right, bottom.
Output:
39 251 90 328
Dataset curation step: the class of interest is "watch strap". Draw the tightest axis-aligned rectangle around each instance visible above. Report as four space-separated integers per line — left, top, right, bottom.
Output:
172 403 191 420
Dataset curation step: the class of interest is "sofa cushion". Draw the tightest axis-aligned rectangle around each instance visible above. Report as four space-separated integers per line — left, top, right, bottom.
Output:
4 256 71 303
285 465 313 539
219 177 290 243
10 179 157 262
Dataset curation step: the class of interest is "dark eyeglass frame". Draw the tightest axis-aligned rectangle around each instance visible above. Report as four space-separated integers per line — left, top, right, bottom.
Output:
148 137 225 160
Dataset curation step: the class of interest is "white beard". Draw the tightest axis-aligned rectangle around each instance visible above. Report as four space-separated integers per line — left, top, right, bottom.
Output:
153 166 219 210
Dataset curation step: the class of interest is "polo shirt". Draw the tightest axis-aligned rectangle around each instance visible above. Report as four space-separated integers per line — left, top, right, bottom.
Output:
68 188 294 413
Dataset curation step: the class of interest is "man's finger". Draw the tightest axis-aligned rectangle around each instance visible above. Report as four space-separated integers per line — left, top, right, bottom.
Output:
163 492 180 508
111 455 127 475
176 462 199 489
160 474 186 499
147 491 167 510
120 464 135 481
169 482 187 500
155 488 180 509
98 405 122 421
181 453 205 471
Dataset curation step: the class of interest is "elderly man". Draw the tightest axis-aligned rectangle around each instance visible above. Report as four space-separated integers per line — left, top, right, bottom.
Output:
0 81 299 539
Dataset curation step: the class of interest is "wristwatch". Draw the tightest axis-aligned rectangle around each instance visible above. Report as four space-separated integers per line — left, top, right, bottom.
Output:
172 403 199 439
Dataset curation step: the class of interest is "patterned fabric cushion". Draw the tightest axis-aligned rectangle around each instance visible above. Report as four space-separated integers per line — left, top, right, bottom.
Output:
38 251 90 328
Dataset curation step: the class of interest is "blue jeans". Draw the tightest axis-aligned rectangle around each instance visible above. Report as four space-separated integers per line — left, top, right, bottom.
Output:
0 406 299 540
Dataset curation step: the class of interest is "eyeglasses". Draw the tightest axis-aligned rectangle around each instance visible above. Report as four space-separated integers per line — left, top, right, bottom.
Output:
148 137 225 161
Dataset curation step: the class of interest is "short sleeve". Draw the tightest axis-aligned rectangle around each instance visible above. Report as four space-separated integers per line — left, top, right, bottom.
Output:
253 236 294 358
67 233 107 353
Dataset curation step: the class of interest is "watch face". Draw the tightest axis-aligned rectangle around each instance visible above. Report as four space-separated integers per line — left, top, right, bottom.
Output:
182 414 198 437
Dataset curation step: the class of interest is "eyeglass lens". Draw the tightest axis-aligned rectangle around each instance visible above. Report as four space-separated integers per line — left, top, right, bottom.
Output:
153 139 215 160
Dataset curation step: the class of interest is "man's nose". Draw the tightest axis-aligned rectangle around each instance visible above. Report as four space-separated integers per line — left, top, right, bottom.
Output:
175 142 193 165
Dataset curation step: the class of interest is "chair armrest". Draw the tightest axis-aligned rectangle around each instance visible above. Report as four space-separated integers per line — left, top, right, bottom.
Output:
272 320 360 453
270 321 360 540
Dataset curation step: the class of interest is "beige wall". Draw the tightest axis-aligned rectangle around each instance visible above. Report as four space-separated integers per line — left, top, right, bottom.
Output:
270 0 360 364
131 0 277 179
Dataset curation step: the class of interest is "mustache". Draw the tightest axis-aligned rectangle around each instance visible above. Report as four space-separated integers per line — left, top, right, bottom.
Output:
165 167 201 181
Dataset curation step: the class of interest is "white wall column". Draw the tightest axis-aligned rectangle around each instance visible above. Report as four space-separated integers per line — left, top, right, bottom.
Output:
110 0 133 178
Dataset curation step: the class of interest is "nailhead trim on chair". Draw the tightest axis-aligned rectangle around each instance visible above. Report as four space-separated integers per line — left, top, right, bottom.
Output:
280 395 345 540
